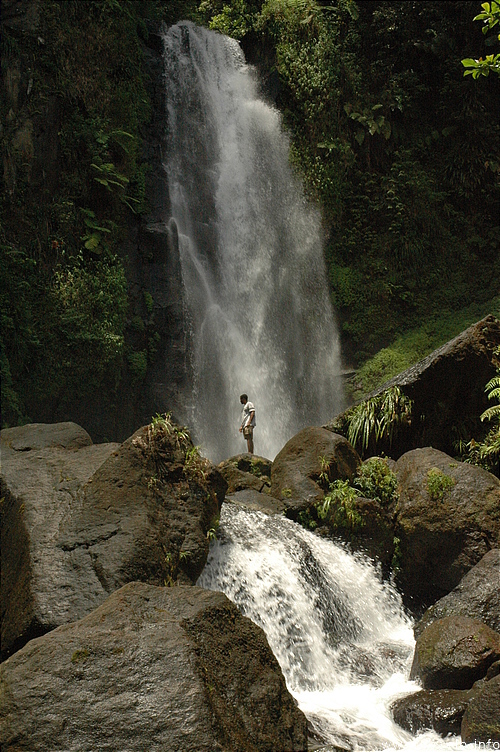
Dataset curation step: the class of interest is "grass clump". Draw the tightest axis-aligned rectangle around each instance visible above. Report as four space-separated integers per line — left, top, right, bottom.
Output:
426 468 455 501
353 457 398 507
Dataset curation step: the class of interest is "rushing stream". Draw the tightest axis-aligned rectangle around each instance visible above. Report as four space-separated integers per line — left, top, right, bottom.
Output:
198 505 474 751
162 22 344 463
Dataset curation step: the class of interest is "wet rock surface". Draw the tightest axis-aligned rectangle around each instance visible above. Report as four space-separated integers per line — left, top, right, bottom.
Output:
391 687 475 737
226 489 285 516
218 453 272 494
461 675 500 744
415 549 500 637
410 616 500 690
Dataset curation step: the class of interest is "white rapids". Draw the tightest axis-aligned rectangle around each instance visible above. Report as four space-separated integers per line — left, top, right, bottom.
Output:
198 504 473 751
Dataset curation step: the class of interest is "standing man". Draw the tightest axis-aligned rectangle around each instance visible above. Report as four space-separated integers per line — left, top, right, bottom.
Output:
239 394 256 454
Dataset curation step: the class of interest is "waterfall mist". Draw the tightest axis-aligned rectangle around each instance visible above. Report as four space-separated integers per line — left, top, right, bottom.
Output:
198 505 470 751
162 22 344 462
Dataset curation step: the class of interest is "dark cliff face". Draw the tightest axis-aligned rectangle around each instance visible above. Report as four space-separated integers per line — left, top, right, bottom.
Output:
112 23 194 441
60 22 195 442
2 2 193 442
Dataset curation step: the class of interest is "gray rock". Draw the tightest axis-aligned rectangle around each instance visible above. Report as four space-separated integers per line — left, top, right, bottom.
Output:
410 616 500 689
1 424 120 660
394 447 500 606
415 549 500 638
461 675 500 744
270 427 360 513
391 687 475 737
61 424 225 593
1 421 226 660
0 582 308 752
1 421 93 451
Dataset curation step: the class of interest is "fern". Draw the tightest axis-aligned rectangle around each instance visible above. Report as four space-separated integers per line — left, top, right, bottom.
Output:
481 374 500 422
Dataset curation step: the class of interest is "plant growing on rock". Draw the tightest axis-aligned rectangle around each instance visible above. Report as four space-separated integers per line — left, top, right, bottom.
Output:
465 346 500 473
353 457 399 507
332 387 413 457
426 468 455 501
316 479 363 532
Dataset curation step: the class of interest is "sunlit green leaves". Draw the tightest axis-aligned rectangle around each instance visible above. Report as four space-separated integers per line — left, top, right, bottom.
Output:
462 1 500 77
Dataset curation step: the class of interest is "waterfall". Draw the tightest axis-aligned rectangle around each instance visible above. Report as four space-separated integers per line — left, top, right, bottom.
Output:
162 22 344 463
198 505 472 751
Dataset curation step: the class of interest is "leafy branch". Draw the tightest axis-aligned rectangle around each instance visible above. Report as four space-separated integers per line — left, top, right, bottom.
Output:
462 1 500 78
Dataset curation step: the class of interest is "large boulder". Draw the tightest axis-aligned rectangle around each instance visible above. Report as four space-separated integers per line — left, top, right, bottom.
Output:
1 420 226 660
0 582 308 752
63 422 226 590
415 549 500 638
1 423 120 660
391 687 475 737
410 616 500 690
330 315 500 459
461 675 500 744
270 427 360 513
394 447 500 607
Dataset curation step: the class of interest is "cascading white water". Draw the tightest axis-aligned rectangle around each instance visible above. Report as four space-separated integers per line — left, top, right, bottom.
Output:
162 22 344 463
198 505 474 751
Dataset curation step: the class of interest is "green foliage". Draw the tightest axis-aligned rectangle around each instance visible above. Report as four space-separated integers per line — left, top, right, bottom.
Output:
481 373 500 422
462 1 500 78
316 479 363 532
297 509 318 530
127 350 148 384
353 457 398 507
333 386 413 457
465 346 500 471
145 413 211 483
426 468 455 501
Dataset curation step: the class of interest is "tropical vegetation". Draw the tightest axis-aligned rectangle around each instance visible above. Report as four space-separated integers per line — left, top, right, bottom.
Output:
1 0 499 437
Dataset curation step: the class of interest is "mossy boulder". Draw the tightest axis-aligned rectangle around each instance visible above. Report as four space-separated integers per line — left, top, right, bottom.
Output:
410 616 500 690
394 447 500 608
270 427 360 513
461 675 500 744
